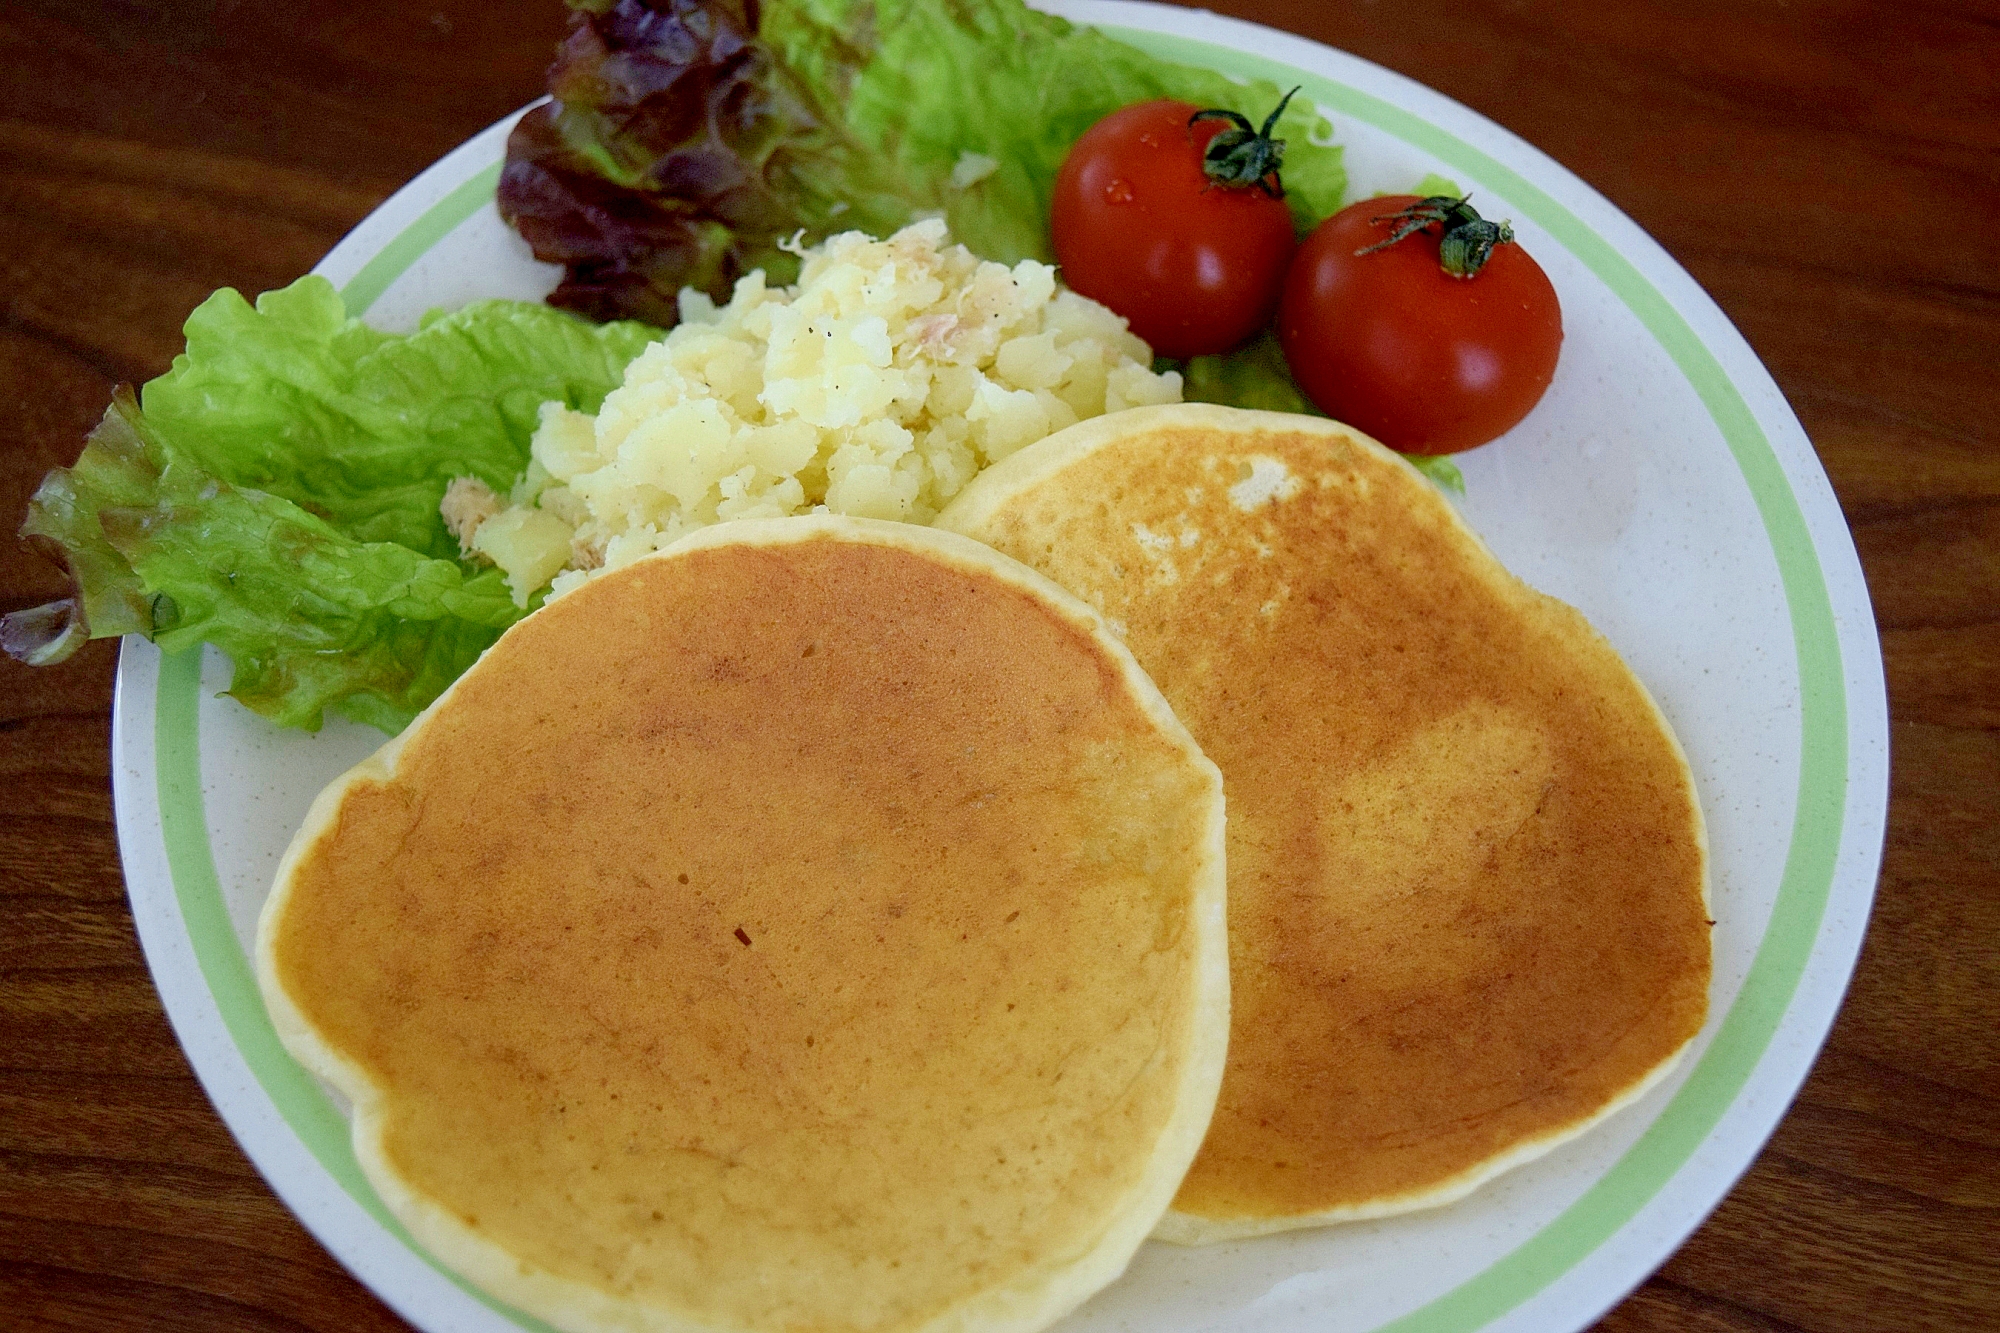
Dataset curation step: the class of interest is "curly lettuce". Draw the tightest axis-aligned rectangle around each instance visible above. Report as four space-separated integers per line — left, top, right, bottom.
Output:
498 0 1346 327
4 278 659 731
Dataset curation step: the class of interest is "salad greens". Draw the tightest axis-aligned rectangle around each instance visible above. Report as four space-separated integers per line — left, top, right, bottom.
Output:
5 280 658 732
498 0 1451 478
499 0 1344 328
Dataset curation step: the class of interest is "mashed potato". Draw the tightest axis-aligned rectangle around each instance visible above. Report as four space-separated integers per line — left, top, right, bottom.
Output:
454 220 1182 603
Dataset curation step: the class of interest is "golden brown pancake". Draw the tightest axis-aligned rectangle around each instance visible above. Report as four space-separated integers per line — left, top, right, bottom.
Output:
256 515 1229 1332
937 405 1711 1241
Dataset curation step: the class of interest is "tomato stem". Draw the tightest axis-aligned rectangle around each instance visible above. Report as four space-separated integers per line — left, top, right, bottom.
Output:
1356 194 1516 278
1189 87 1301 198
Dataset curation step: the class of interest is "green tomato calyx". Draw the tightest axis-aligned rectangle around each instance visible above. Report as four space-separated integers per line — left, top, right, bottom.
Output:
1189 87 1300 198
1357 194 1516 278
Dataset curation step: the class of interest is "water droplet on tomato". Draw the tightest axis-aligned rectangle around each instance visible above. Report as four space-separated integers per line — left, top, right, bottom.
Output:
1103 178 1136 205
1138 132 1161 148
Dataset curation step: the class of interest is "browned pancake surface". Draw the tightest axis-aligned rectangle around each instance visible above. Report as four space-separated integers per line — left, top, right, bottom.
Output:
941 410 1710 1222
267 529 1223 1331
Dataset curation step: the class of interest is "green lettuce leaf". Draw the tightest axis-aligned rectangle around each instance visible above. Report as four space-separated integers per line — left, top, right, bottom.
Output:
497 0 1344 325
1181 333 1316 416
4 278 660 731
1410 173 1464 199
1402 453 1467 494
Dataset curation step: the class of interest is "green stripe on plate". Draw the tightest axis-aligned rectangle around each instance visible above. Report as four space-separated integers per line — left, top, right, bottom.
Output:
153 28 1849 1333
337 161 504 318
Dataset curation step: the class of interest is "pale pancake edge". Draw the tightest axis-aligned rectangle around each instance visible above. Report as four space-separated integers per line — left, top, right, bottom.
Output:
256 515 1230 1332
937 404 1712 1241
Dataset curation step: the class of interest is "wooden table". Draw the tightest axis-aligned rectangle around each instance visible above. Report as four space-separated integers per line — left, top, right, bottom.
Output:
1 1 1992 1328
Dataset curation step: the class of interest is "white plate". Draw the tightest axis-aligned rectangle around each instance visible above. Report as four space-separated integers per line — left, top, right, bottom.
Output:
110 4 1889 1331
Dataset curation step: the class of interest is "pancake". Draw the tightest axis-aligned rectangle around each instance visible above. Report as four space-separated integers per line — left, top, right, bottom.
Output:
256 515 1229 1333
936 404 1711 1241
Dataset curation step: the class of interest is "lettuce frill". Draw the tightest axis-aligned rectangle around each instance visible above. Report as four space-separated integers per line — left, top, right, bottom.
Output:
4 279 658 731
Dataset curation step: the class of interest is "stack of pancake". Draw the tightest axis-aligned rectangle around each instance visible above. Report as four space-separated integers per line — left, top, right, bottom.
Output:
259 407 1709 1333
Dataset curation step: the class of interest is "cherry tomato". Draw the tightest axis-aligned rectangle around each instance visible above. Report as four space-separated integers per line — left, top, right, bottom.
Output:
1278 194 1562 454
1051 99 1297 360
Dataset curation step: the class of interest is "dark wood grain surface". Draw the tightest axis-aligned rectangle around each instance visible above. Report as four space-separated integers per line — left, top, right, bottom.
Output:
1 1 1993 1329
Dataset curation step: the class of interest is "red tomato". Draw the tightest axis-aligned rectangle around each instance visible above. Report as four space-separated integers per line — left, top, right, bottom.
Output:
1278 195 1562 454
1051 100 1297 360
